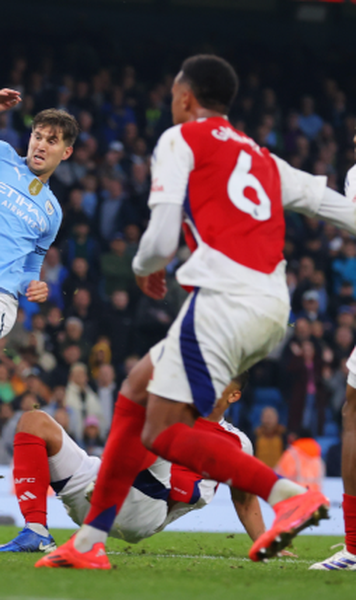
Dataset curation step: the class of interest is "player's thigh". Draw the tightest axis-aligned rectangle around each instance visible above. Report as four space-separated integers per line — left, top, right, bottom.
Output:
148 289 288 417
0 293 18 338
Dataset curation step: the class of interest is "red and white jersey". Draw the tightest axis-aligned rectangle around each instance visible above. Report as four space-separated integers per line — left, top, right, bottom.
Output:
345 164 356 201
162 418 253 527
149 117 327 299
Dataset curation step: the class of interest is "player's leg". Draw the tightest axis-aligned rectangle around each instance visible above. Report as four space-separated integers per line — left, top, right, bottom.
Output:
0 293 18 338
36 293 326 568
0 410 60 552
310 357 356 570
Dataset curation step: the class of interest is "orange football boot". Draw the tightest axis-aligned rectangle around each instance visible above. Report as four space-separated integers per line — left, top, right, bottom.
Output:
249 490 330 562
35 536 111 569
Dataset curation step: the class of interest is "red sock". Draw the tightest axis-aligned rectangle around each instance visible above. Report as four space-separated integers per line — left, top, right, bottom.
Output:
152 421 278 501
85 394 149 532
343 493 356 555
13 432 50 527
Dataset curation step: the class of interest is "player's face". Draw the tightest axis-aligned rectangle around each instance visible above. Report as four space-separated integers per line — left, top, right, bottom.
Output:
171 73 192 125
27 126 73 182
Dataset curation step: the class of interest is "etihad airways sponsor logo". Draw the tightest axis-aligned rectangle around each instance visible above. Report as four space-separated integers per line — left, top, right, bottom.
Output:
0 181 47 232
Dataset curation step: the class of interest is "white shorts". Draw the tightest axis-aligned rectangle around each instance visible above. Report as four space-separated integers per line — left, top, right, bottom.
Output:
50 427 170 543
0 292 18 338
346 347 356 388
148 289 289 416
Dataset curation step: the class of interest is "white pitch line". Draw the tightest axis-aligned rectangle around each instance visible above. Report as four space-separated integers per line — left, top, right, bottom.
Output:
107 551 313 564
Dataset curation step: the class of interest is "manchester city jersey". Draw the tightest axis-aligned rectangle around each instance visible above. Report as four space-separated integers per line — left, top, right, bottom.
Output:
0 141 62 297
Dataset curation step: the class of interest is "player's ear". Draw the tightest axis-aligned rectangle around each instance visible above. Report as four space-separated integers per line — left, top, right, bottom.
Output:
227 390 241 404
62 146 73 161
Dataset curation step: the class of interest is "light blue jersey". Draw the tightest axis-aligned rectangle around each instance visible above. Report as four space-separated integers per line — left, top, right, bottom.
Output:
0 141 62 298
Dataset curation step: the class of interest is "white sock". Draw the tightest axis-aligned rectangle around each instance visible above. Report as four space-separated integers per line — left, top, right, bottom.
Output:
268 478 307 506
26 523 49 537
74 524 108 553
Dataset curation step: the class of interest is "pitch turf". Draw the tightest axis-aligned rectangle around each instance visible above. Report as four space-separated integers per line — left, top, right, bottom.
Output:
0 527 354 600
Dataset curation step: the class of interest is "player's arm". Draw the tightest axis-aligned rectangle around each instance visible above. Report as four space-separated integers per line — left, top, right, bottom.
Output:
19 208 61 302
273 154 356 235
230 489 265 542
0 88 21 111
132 126 194 299
132 204 183 299
19 246 48 302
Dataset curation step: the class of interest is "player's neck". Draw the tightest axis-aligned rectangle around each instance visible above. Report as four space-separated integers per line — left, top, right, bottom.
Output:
191 108 227 121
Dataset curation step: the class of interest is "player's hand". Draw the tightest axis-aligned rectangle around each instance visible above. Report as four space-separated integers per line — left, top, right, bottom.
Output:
135 270 167 300
26 280 49 303
0 88 21 112
279 549 299 558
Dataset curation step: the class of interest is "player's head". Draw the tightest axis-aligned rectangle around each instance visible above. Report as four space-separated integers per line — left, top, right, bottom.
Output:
207 371 249 422
171 54 238 125
27 109 79 182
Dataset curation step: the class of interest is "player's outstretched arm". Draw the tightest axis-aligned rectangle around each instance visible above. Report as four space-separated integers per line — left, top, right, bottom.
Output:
0 88 21 112
26 280 49 303
230 488 265 542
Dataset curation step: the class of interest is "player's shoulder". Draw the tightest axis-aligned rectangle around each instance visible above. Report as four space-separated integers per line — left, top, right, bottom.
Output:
0 139 20 162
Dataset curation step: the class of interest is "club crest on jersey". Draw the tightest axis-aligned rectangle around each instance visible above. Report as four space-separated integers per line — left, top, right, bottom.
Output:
29 179 43 196
45 200 54 216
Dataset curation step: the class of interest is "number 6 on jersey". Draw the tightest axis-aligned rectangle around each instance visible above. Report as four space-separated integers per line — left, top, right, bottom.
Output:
227 150 272 221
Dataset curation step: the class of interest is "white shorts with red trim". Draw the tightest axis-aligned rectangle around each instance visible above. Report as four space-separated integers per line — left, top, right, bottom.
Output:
148 288 289 416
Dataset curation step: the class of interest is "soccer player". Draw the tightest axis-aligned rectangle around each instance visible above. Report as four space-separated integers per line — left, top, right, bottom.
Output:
310 140 356 571
0 89 79 337
1 371 267 552
38 54 355 570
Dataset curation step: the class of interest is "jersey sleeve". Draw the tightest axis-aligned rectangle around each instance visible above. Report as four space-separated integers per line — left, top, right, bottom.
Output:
0 140 12 160
272 154 327 216
345 164 356 201
18 204 62 295
148 125 194 208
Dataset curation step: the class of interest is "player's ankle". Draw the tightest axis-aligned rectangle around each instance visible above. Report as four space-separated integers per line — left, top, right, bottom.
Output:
267 478 307 506
26 522 49 537
74 524 108 553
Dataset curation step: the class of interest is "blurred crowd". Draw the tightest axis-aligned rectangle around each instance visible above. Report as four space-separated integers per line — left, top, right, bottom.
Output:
0 40 355 477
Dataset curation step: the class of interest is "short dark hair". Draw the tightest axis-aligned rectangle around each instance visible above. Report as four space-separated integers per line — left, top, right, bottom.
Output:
32 109 79 147
180 54 238 114
232 371 249 393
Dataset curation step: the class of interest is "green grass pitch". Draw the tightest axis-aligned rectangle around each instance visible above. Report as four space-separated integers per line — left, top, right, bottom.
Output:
0 527 354 600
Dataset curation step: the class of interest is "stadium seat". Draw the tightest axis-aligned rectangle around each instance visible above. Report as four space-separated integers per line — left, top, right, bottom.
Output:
315 436 341 460
323 421 340 437
253 387 284 408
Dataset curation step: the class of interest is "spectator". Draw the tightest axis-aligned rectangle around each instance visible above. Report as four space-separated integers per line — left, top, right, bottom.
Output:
100 234 135 297
65 362 104 444
83 415 105 457
254 407 286 468
41 246 68 310
275 430 325 492
298 95 324 141
94 364 118 436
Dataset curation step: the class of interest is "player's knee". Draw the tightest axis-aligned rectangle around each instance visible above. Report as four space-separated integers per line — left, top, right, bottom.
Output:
16 409 50 439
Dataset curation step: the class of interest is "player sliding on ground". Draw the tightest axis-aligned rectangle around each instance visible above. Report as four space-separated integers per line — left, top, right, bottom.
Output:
37 53 356 570
0 90 79 337
1 372 269 552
